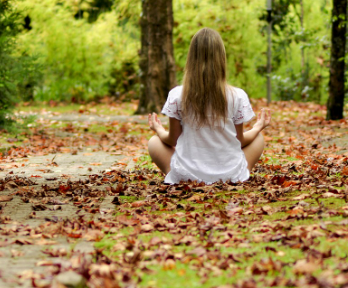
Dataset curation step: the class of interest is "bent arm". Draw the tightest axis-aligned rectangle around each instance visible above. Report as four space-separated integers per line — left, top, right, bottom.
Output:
235 124 261 148
235 108 271 148
157 117 182 147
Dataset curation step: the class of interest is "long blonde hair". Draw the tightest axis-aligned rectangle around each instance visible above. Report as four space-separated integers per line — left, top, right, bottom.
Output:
182 28 229 127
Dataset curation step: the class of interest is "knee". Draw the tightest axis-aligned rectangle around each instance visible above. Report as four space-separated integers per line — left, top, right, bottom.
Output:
258 133 265 150
257 132 264 142
148 135 160 153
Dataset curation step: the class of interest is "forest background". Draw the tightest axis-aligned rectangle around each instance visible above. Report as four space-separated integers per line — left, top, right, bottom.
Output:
2 0 333 110
3 2 348 287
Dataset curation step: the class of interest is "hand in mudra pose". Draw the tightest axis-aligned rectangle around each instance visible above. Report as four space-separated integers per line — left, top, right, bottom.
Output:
148 113 165 134
253 108 271 132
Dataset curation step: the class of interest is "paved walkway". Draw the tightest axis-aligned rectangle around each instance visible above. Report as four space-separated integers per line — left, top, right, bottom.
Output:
0 149 138 287
21 111 166 124
0 112 147 287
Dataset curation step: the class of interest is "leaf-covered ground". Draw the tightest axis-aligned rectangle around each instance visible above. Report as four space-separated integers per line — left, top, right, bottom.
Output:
1 99 348 288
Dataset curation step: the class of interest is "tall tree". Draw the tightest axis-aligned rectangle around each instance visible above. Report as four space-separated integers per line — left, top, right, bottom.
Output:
136 0 176 114
326 0 347 120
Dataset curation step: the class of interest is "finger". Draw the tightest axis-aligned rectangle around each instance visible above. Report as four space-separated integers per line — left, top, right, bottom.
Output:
266 109 271 121
156 114 162 126
154 114 159 125
149 117 155 130
148 114 152 125
151 113 156 123
260 109 265 120
154 113 159 122
258 109 262 120
265 110 271 126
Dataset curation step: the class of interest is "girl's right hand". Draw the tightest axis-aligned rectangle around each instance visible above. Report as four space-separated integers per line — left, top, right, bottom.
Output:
253 108 271 132
148 113 165 134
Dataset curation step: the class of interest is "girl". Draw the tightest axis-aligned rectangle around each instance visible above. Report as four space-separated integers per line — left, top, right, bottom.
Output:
148 28 271 184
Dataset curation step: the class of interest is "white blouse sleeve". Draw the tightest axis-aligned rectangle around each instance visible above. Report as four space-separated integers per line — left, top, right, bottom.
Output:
161 88 182 121
233 89 255 125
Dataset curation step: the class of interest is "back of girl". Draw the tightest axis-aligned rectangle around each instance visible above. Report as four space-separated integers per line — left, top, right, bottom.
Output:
148 28 271 184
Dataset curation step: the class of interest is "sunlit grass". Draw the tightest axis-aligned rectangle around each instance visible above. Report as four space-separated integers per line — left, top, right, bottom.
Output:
15 101 137 116
95 178 348 287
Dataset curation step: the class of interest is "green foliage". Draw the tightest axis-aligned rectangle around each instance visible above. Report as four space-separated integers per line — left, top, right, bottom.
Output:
16 0 140 102
173 0 265 97
173 0 331 101
259 0 331 102
0 0 22 125
73 0 114 23
13 0 332 103
0 0 40 129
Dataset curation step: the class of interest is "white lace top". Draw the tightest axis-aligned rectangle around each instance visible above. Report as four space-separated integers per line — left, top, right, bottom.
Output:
161 86 255 185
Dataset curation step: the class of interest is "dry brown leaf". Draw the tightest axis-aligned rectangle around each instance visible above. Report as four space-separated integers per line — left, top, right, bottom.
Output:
293 259 320 274
141 224 154 233
261 205 273 215
187 195 201 202
163 259 176 270
293 193 310 201
11 249 24 257
322 192 340 198
131 200 148 208
83 229 105 241
227 207 243 216
0 195 13 202
36 260 54 266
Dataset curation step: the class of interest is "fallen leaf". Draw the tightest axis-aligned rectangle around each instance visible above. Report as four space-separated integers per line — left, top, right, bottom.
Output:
0 195 13 202
293 259 320 274
141 224 154 233
293 193 310 201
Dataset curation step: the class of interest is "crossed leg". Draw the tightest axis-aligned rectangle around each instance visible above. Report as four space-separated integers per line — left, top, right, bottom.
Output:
148 133 265 175
148 135 174 174
242 133 265 171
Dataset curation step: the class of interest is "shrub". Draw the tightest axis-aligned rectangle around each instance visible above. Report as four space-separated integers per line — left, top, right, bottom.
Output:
16 0 140 102
0 0 39 129
14 0 331 103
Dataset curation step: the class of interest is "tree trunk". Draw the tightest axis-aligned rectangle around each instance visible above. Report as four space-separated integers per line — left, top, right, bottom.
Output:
136 0 176 114
326 0 347 120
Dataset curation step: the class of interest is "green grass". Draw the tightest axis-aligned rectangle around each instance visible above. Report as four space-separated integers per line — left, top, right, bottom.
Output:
16 103 82 114
94 182 348 287
135 155 156 170
85 124 110 134
139 262 233 288
15 102 136 116
135 233 348 288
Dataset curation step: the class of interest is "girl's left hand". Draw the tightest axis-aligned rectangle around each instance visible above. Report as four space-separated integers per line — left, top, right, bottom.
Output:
253 108 271 132
148 113 165 134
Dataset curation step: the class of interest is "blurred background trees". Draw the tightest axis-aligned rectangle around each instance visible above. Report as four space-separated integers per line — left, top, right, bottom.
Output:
326 0 347 120
1 0 347 122
0 0 40 129
136 0 176 114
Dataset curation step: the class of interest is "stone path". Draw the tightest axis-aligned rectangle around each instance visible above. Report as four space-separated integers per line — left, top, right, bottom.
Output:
0 151 137 288
0 113 146 287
